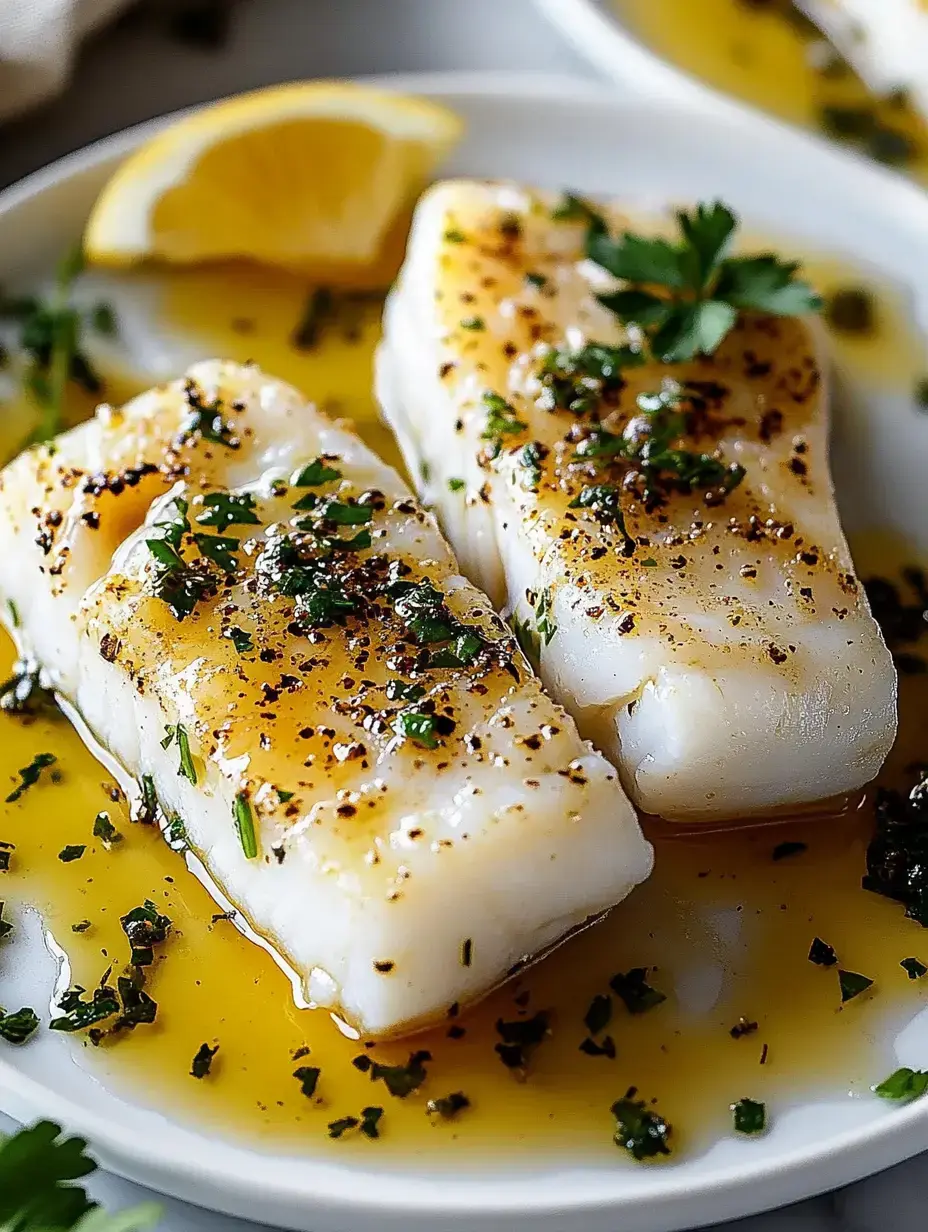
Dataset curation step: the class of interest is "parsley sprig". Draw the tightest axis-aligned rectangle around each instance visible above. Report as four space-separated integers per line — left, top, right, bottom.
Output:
0 1120 160 1230
585 201 821 362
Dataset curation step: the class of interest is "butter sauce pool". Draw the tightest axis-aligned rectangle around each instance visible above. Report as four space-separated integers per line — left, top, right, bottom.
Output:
0 260 925 1163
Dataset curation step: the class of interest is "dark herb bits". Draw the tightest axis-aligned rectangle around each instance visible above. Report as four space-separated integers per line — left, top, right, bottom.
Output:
731 1098 766 1135
611 1092 672 1161
191 1042 219 1078
838 969 874 1003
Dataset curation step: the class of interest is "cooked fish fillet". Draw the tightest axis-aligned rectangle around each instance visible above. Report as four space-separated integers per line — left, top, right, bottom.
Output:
377 181 897 822
0 360 651 1037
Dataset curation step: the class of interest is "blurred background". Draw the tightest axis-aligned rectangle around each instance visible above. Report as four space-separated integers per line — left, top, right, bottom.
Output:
0 0 594 191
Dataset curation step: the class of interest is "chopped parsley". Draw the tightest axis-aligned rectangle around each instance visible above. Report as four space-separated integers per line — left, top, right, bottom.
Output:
293 1065 320 1097
234 793 258 859
49 984 120 1033
427 1092 471 1119
538 342 643 416
0 842 12 872
145 498 212 621
444 228 466 244
293 457 342 487
481 392 526 451
0 1006 39 1044
460 316 485 331
587 200 820 362
352 1050 431 1098
901 957 927 980
579 1035 617 1059
120 901 171 968
178 384 239 450
838 969 874 1003
136 774 158 825
2 247 105 453
191 1042 219 1078
327 1116 359 1139
315 498 373 527
58 845 85 863
359 1106 384 1139
551 192 604 225
494 1011 550 1070
731 1098 766 1135
6 752 57 803
569 484 636 556
394 710 438 749
534 588 557 646
808 937 838 967
193 531 240 574
916 378 928 411
92 811 122 848
161 723 197 785
448 477 466 492
194 490 260 529
873 1067 928 1103
225 626 254 654
584 993 613 1036
612 1092 672 1160
610 968 666 1014
71 920 91 933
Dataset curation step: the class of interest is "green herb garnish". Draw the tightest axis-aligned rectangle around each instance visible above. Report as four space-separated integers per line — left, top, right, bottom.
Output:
610 968 666 1015
6 752 56 803
0 659 57 718
225 626 254 654
0 842 12 872
359 1106 384 1139
426 1092 470 1119
873 1067 928 1102
234 793 258 859
394 710 439 750
120 901 171 968
534 588 556 646
460 316 485 331
731 1098 766 1135
901 957 927 980
612 1092 672 1160
587 201 821 362
0 1006 39 1044
315 498 373 527
58 845 85 863
137 774 158 825
481 392 526 450
584 993 613 1036
494 1011 550 1070
293 458 342 487
839 969 874 1003
49 984 120 1033
92 811 122 848
448 477 466 492
386 680 425 703
569 484 636 556
145 498 212 621
0 1119 160 1229
809 937 838 967
328 1116 358 1139
194 491 260 529
293 1065 321 1097
161 723 197 785
191 1042 219 1078
178 384 238 450
538 342 643 416
352 1050 431 1098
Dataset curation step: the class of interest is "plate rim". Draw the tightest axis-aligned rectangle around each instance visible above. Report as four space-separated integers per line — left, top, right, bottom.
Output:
2 68 928 1232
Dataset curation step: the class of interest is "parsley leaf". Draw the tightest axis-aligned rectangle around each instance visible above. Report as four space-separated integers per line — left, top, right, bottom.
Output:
293 1065 320 1097
0 1119 160 1230
161 724 197 785
611 1092 672 1160
194 491 260 529
873 1067 928 1102
0 1005 39 1044
6 752 56 803
394 710 439 750
293 458 342 487
901 957 927 980
225 626 254 654
191 1042 219 1078
587 200 821 362
838 969 874 1003
93 811 122 848
610 968 667 1014
731 1098 766 1135
352 1050 431 1098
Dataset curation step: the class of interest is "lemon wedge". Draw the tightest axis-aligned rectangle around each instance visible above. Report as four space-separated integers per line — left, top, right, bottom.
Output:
84 82 462 284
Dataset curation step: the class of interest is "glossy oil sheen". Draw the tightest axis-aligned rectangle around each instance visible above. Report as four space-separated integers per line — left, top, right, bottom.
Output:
0 261 924 1165
617 0 928 184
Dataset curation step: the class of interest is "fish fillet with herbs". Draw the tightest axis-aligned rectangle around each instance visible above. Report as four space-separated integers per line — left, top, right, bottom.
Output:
0 359 651 1037
377 182 897 821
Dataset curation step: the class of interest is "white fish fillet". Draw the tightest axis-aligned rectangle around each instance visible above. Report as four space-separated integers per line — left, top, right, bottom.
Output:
0 359 651 1037
377 181 897 822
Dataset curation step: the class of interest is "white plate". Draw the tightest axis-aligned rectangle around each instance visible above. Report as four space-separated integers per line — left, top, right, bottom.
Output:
2 71 928 1232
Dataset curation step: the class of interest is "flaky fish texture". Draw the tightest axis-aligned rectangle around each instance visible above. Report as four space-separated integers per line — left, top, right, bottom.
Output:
0 359 651 1037
377 181 897 822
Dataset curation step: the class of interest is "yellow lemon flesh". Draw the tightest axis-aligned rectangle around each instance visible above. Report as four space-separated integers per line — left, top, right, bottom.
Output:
84 82 462 285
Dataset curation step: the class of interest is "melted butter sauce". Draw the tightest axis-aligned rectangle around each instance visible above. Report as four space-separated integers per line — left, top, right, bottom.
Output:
1 261 927 1164
616 0 928 185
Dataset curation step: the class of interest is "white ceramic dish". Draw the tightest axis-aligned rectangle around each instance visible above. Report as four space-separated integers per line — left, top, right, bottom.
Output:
2 71 928 1232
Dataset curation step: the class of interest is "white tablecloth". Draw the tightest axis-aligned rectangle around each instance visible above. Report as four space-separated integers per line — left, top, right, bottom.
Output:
0 1 923 1227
